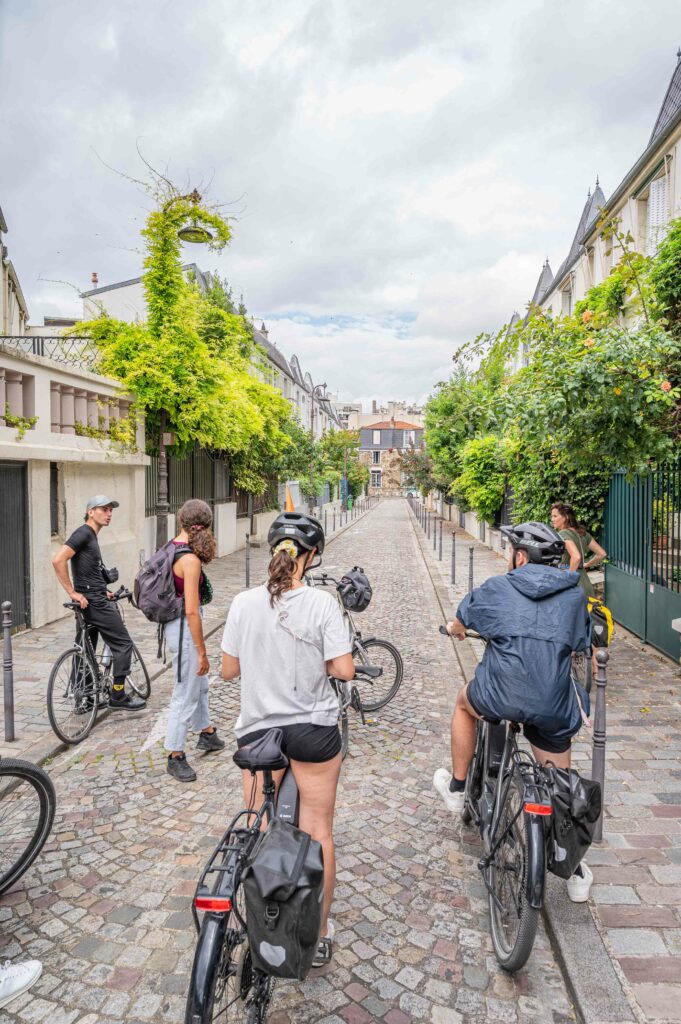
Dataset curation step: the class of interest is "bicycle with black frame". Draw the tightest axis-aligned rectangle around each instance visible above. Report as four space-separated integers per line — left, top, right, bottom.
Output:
0 756 56 897
439 625 554 971
46 586 151 744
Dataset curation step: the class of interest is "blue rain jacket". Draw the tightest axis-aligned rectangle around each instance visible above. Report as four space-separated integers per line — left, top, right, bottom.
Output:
457 564 591 743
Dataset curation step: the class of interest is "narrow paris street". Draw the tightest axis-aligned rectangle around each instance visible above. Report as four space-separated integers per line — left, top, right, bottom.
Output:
0 499 574 1024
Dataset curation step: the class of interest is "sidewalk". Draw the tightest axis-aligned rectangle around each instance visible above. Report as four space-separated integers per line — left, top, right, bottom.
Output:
412 505 681 1024
0 503 374 764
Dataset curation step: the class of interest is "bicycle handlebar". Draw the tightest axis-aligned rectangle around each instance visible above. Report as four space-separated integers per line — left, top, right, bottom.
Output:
63 585 134 611
438 624 483 640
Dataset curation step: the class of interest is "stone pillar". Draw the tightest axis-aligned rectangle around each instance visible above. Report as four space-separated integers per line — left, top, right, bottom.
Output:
60 385 75 435
50 382 61 432
87 392 98 428
98 398 109 433
74 389 87 431
5 371 23 418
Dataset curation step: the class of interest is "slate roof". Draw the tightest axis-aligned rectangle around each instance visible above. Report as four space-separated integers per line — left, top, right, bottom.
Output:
363 420 422 430
550 183 605 291
0 205 7 234
253 326 291 377
81 263 210 297
529 260 554 307
650 50 681 145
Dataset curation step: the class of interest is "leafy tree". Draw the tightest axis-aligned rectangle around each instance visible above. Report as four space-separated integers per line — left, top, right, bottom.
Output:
319 429 369 498
400 445 436 496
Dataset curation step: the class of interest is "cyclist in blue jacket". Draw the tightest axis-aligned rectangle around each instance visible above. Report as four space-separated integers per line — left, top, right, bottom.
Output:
433 521 593 901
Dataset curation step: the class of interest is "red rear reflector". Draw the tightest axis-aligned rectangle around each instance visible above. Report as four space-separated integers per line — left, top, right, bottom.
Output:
524 803 552 816
194 896 233 913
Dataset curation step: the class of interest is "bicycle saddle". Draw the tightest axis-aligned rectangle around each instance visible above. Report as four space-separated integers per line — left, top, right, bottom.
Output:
233 728 289 772
354 665 382 679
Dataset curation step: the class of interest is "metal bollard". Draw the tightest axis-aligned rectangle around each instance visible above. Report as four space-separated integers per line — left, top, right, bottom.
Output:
592 649 609 842
333 509 336 532
439 519 443 561
427 512 431 540
245 534 251 589
468 546 474 593
2 602 15 742
451 532 456 584
433 516 437 551
324 509 327 535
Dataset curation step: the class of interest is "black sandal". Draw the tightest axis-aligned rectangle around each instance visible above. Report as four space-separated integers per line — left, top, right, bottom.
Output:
312 936 333 968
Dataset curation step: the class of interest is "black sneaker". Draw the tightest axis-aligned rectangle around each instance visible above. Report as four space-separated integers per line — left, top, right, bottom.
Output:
167 754 197 782
108 693 147 712
196 729 225 753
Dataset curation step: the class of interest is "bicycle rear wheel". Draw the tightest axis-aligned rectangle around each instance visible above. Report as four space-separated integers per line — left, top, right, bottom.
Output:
572 650 592 695
47 649 98 744
126 644 151 700
353 638 403 712
488 775 540 971
0 759 57 897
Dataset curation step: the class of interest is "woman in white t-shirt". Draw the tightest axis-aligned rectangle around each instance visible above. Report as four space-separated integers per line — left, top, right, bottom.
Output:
221 512 354 968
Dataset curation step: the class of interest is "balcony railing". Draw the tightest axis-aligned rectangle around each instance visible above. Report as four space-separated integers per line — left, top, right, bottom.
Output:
0 335 100 372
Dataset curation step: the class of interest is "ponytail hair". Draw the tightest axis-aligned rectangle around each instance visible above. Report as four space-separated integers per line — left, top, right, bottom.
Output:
177 499 217 564
267 539 299 606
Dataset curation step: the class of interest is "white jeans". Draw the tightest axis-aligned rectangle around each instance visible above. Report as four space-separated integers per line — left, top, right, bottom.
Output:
164 613 211 752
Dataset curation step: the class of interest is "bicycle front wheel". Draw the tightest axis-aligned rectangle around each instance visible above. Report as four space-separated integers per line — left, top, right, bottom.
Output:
572 650 592 695
488 776 540 972
0 759 57 897
126 644 151 700
353 638 403 712
47 649 98 744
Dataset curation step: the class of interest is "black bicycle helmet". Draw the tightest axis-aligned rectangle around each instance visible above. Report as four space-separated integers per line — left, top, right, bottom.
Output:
337 567 372 612
500 521 565 566
268 512 325 555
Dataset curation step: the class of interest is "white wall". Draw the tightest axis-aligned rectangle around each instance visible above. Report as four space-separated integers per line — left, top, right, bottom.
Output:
83 280 147 323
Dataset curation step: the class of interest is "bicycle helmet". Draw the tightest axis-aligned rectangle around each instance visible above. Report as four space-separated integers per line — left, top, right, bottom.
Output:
337 567 372 612
500 521 565 566
268 512 325 555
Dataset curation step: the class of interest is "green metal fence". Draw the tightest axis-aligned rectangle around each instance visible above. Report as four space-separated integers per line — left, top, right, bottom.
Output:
605 459 681 660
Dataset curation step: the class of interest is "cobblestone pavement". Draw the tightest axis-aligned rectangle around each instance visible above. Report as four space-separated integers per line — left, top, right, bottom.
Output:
0 498 575 1024
418 504 681 1024
1 505 365 763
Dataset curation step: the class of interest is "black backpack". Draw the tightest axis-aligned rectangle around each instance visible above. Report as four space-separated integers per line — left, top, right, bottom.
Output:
242 819 324 980
134 541 187 624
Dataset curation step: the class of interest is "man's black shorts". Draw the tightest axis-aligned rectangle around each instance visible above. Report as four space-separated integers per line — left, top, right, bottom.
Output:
466 679 574 755
236 723 341 763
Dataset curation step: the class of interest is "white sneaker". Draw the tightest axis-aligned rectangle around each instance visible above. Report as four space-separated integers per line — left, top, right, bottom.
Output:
566 861 593 903
0 959 43 1010
433 768 465 816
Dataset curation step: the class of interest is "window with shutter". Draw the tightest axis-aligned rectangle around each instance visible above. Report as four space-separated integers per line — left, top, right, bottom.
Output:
561 287 572 316
372 430 381 445
646 175 668 255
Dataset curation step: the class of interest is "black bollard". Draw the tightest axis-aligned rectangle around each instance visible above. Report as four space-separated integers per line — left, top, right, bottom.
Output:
439 519 443 561
451 532 456 584
245 534 251 589
592 649 609 842
433 516 437 551
2 601 15 742
468 546 474 593
333 509 336 532
324 509 327 535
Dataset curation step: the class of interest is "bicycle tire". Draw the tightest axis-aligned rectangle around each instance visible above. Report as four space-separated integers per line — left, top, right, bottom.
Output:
353 638 403 712
127 643 151 700
185 913 249 1023
0 759 57 897
488 775 540 972
47 649 98 745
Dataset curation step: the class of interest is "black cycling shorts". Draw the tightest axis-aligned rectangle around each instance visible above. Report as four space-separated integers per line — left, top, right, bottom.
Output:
236 723 341 763
466 681 573 755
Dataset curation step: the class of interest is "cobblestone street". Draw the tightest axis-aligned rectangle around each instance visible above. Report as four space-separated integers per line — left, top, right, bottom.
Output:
0 499 574 1024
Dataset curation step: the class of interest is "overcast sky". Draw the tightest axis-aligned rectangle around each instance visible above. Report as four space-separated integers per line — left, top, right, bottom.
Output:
1 1 679 407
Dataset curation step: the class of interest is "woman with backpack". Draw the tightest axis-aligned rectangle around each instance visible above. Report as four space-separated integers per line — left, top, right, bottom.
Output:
550 502 607 599
165 499 225 783
221 512 355 968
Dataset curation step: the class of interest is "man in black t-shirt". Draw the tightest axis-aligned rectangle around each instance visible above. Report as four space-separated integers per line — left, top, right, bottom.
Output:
52 495 146 711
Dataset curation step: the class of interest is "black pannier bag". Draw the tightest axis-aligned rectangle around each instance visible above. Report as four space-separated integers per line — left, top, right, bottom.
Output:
338 567 372 612
545 765 602 879
242 819 324 980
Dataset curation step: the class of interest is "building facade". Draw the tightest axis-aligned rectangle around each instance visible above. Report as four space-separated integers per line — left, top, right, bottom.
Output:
0 206 29 336
359 419 424 496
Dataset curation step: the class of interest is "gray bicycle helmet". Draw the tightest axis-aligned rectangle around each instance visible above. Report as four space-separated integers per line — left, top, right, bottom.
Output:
338 567 372 612
268 512 325 555
500 521 565 566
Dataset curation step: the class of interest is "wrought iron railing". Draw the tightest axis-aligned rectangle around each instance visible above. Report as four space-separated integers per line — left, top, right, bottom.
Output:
0 335 100 372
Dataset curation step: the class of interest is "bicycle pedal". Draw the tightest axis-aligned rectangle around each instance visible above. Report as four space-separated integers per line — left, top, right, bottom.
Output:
364 717 377 726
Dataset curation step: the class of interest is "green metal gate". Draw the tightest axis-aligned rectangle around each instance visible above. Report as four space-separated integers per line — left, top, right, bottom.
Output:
0 460 30 630
605 460 681 660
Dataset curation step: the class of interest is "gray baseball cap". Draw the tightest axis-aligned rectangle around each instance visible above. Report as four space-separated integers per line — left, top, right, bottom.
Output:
85 495 120 512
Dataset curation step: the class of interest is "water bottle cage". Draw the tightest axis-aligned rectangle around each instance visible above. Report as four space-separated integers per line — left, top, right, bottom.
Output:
264 903 280 930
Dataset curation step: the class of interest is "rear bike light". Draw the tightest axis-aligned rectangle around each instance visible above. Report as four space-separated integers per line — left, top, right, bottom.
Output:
194 895 233 913
524 802 552 816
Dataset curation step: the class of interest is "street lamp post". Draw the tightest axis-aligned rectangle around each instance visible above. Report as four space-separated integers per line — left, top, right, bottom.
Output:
309 383 327 513
155 190 212 550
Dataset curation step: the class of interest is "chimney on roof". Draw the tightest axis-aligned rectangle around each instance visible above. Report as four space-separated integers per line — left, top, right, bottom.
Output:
91 272 98 286
260 322 268 339
372 399 377 413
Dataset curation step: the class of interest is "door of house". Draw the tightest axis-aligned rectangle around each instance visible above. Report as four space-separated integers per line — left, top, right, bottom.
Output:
0 460 30 630
605 463 681 660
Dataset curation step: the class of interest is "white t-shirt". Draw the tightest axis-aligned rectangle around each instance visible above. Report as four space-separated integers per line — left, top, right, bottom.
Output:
221 584 352 737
